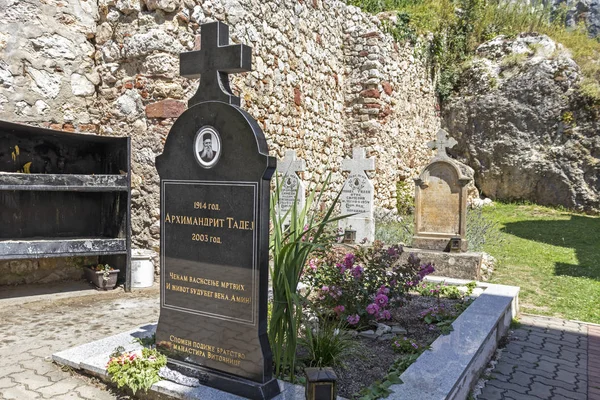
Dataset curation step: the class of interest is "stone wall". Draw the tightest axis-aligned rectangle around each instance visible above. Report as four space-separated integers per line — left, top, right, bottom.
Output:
0 0 439 282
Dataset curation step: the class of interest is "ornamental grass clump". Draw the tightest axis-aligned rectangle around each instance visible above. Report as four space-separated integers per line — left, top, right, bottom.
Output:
106 347 166 395
300 320 357 368
302 242 435 327
269 173 346 380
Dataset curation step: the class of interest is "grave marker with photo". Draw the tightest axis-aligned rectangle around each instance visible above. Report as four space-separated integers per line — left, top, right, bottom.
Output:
154 21 280 400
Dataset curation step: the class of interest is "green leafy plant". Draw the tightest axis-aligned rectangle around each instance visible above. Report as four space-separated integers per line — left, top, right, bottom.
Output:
106 347 166 395
269 173 345 380
465 281 477 296
391 336 421 354
414 281 462 299
420 300 473 334
300 320 357 368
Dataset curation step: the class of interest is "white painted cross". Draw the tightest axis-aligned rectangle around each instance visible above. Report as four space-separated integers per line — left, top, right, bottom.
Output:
339 147 376 243
427 129 457 158
341 147 375 175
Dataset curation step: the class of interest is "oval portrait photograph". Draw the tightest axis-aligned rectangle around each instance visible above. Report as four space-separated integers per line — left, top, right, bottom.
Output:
194 126 221 168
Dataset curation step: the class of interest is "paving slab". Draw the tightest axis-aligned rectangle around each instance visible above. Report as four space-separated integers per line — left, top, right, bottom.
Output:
0 283 160 400
477 314 594 400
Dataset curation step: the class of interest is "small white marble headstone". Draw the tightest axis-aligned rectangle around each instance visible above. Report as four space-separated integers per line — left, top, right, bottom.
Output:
276 150 306 222
339 147 375 244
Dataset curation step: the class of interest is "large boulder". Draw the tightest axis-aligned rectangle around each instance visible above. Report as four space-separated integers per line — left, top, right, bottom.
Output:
444 33 600 213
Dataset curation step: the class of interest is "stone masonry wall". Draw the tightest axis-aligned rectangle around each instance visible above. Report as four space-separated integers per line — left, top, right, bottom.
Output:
0 0 439 282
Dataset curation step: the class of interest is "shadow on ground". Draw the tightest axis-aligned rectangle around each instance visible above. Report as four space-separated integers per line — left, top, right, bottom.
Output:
502 215 600 280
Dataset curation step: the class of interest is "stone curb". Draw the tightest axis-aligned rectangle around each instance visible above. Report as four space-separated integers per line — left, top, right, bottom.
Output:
52 324 314 399
52 278 518 400
388 278 520 400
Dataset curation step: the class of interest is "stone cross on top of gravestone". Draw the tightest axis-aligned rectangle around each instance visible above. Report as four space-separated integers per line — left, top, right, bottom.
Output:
155 21 280 400
341 147 375 176
180 21 251 107
339 147 376 244
278 149 306 176
427 129 458 158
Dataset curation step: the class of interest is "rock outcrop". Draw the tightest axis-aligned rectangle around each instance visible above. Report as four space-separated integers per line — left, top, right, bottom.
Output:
555 0 600 38
444 33 600 213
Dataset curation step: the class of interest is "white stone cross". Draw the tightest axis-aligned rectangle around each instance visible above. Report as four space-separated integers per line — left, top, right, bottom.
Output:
427 129 457 158
341 147 375 176
278 150 305 176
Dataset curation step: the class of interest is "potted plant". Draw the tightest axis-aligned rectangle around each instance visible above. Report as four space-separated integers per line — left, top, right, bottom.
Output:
85 263 120 290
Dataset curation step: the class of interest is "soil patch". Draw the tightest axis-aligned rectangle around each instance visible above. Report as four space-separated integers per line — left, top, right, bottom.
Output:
300 294 470 399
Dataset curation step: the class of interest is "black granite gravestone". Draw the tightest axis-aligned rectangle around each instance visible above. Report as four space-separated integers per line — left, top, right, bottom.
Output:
155 21 280 399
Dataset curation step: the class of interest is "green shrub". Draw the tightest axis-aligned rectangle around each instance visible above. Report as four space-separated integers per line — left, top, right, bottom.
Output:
347 0 600 103
396 180 414 216
391 336 421 354
374 217 414 246
302 243 434 327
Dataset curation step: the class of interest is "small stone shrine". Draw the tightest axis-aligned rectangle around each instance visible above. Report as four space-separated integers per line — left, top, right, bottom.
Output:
339 147 375 243
413 129 471 252
276 150 306 222
154 21 280 399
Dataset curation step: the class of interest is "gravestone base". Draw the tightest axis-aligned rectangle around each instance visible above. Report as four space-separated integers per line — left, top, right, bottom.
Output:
399 247 482 280
167 361 281 400
412 236 468 253
339 217 374 245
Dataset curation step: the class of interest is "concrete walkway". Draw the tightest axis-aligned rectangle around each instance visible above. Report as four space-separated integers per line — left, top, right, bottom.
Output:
478 314 600 400
0 282 160 400
1 285 599 400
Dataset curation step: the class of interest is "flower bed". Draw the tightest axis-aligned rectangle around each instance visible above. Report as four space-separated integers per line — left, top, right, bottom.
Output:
294 243 476 398
297 292 474 399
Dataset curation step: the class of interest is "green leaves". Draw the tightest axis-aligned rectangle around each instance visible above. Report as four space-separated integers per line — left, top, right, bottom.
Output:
268 172 343 380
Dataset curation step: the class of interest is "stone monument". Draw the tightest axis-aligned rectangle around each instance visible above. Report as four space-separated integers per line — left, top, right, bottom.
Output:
276 149 306 222
339 147 375 243
154 21 280 399
413 129 471 252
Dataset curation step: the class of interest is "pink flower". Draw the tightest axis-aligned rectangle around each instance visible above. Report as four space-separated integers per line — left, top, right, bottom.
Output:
382 310 391 320
377 285 390 295
375 294 388 307
352 265 363 278
308 258 318 271
366 303 379 315
344 253 355 268
333 305 345 316
336 263 346 274
321 285 329 292
347 314 360 325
